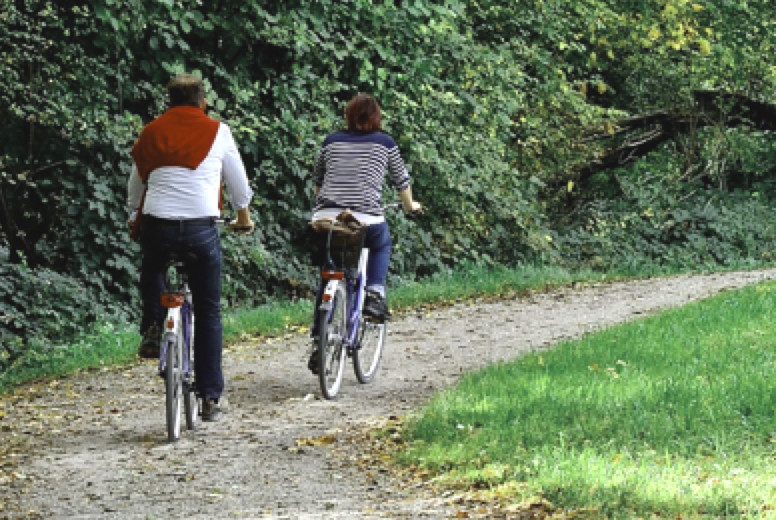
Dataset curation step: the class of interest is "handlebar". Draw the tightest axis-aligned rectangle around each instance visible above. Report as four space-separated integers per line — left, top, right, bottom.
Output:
383 202 424 218
215 217 254 234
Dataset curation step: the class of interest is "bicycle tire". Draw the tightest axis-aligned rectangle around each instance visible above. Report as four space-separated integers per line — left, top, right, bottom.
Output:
184 384 200 431
353 318 386 384
182 308 200 430
164 331 183 442
318 283 347 399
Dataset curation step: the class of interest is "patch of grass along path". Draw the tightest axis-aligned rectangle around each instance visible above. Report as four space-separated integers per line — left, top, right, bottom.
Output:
401 281 776 518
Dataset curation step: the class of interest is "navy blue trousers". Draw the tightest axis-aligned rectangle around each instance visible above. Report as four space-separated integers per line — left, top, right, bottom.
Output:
139 220 224 400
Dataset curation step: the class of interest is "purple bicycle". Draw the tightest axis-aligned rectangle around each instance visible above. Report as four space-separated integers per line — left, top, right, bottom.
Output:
314 203 413 399
158 254 199 441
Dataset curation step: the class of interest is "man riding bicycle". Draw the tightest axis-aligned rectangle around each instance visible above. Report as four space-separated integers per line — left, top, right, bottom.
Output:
127 73 254 421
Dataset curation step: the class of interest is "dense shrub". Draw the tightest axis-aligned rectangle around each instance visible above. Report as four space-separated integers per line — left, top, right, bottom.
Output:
0 264 120 371
0 0 774 358
555 140 776 272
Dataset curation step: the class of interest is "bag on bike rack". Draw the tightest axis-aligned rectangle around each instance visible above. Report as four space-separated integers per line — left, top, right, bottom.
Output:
308 210 366 268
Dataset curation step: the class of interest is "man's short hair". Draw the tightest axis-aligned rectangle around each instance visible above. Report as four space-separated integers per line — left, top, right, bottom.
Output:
167 73 205 107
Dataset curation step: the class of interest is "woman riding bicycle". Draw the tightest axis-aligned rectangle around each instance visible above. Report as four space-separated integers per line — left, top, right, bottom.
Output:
308 94 421 370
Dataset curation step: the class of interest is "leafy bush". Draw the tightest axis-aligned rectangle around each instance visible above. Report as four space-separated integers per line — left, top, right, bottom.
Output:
1 0 775 359
0 264 120 371
555 142 776 272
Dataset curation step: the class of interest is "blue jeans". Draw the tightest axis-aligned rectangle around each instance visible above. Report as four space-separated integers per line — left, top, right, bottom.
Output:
139 219 223 400
364 221 392 290
311 221 391 336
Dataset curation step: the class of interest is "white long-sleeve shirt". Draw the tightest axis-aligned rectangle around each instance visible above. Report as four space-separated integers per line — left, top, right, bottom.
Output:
127 123 253 220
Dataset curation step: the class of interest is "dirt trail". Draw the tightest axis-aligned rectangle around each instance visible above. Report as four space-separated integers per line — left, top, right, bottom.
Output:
2 269 776 519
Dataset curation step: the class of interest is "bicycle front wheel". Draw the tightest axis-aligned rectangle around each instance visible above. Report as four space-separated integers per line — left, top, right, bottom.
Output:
318 283 348 399
164 331 183 442
182 308 200 431
184 382 200 431
354 318 386 384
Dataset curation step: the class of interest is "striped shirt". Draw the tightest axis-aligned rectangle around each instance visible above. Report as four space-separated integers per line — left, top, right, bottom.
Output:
312 131 410 218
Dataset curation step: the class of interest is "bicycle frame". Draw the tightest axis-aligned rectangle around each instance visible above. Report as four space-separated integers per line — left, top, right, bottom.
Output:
312 203 409 397
159 265 194 379
319 248 369 352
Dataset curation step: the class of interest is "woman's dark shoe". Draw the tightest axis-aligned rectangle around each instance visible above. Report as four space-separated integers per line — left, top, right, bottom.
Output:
137 324 160 359
363 292 390 322
308 348 320 375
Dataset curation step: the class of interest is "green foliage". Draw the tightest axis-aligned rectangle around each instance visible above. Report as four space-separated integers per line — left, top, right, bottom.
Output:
0 0 775 355
555 133 776 272
0 263 122 372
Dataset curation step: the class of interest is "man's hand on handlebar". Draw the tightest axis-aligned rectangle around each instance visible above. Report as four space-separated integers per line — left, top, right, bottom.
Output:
229 219 255 235
230 206 255 235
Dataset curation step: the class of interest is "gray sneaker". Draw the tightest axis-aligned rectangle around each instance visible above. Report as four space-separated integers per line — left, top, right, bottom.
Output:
202 398 222 422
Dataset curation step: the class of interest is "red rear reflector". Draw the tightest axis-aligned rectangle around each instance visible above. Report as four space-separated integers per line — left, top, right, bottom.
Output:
322 294 332 302
161 293 185 308
321 270 344 280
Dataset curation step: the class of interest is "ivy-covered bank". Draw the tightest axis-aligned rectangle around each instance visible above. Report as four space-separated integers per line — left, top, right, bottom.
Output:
1 0 775 367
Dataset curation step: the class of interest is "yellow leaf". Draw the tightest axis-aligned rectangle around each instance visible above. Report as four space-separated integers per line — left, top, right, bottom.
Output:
699 38 711 55
692 3 704 11
567 180 574 193
597 82 607 94
544 235 553 243
296 434 337 447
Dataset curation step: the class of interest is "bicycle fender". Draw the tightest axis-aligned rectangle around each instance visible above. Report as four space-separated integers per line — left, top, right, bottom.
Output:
319 279 339 311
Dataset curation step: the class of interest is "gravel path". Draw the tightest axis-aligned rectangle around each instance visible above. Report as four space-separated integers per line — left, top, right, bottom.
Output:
2 269 776 519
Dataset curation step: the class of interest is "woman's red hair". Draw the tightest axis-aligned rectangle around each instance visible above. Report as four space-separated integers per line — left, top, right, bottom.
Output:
344 94 382 132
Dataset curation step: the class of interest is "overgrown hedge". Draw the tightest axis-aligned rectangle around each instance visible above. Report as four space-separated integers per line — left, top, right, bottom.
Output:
1 0 775 369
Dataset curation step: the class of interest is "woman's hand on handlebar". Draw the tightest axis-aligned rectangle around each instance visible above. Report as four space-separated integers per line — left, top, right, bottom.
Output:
397 187 423 216
403 200 423 216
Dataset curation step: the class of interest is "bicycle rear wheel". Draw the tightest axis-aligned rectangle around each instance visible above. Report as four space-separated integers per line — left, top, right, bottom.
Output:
164 331 183 441
353 318 386 384
318 283 348 399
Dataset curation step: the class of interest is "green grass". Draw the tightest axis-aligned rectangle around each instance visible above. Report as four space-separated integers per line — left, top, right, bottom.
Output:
0 323 140 392
399 281 776 518
388 264 595 309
